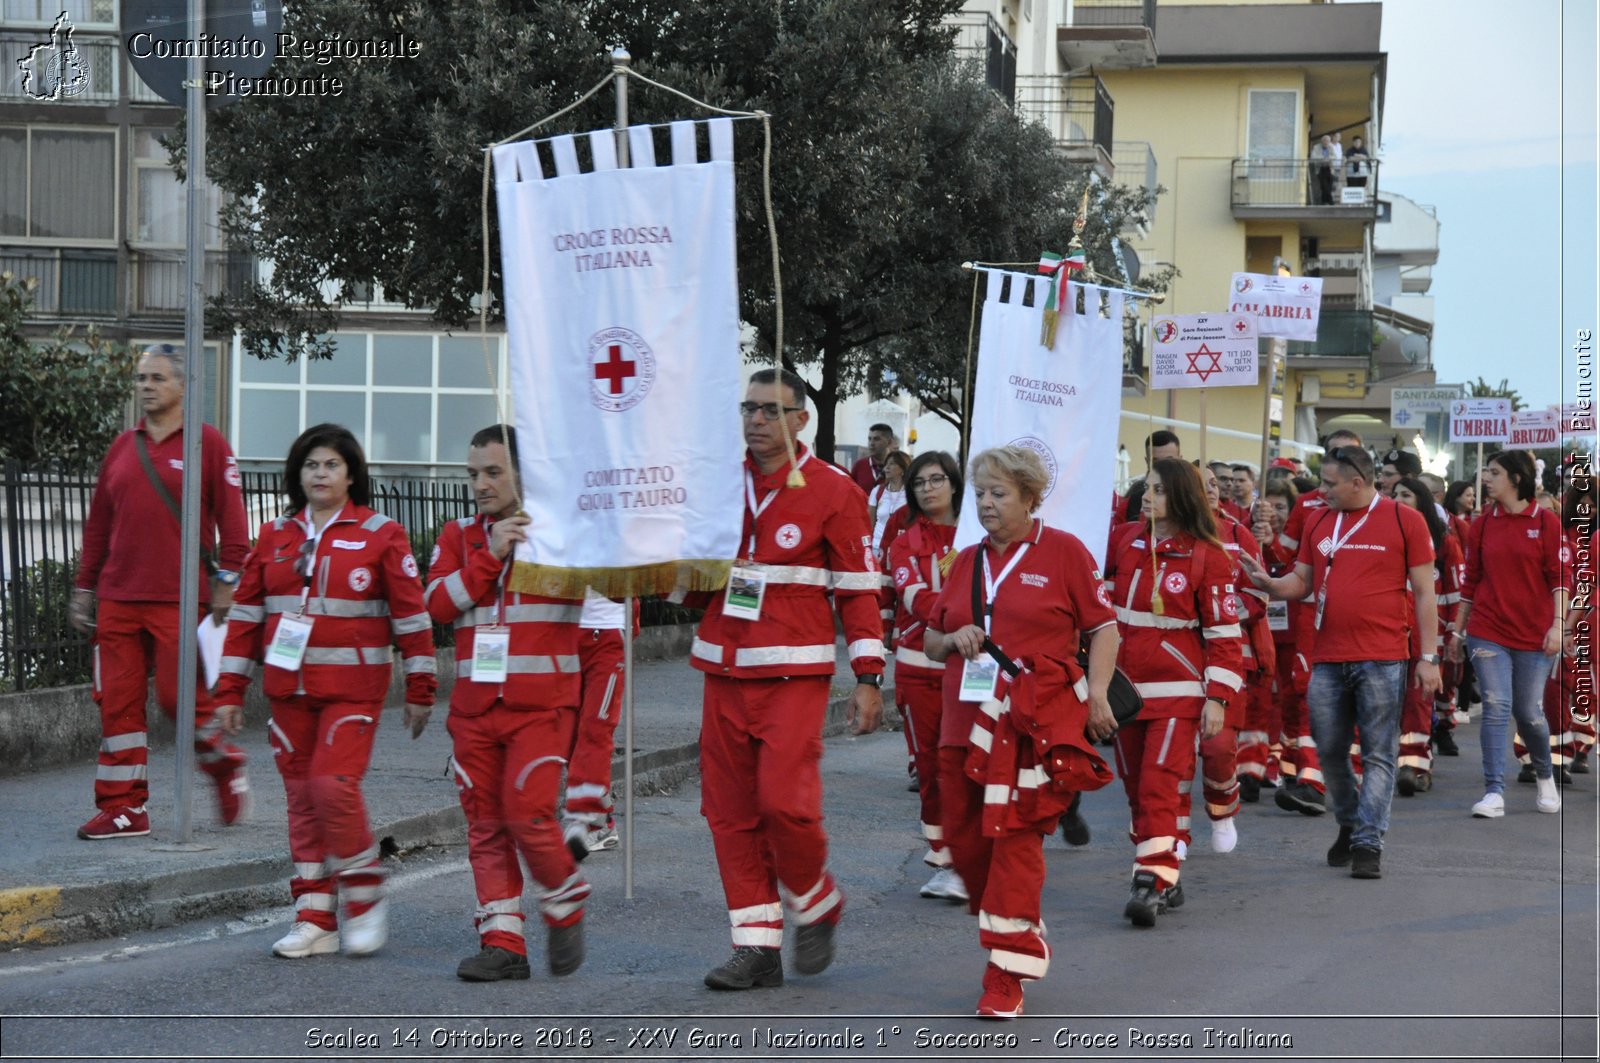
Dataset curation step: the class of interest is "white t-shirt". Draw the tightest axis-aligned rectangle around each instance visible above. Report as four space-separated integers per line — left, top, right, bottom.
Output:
869 484 906 555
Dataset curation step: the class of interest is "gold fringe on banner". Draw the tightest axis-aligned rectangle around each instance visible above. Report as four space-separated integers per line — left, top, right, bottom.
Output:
507 558 734 601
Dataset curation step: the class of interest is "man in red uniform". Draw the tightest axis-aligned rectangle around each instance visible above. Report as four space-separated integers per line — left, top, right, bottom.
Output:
689 368 884 991
849 422 898 494
425 425 589 981
1243 445 1439 879
69 343 250 840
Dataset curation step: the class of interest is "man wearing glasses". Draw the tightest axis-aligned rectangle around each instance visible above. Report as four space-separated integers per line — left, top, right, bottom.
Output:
1241 445 1440 879
682 368 885 991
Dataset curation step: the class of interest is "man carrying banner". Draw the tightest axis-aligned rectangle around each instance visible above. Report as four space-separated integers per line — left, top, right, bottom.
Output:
425 425 589 981
687 368 885 991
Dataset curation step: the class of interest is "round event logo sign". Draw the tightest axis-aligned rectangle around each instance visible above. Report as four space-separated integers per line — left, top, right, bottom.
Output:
588 327 657 413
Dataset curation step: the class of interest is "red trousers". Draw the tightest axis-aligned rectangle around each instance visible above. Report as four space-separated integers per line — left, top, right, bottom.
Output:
937 746 1050 981
565 629 624 826
449 702 588 954
91 599 244 813
700 675 840 948
1277 646 1324 792
268 695 385 930
1198 724 1239 822
897 673 948 867
1399 671 1434 774
1114 715 1199 888
1236 680 1278 782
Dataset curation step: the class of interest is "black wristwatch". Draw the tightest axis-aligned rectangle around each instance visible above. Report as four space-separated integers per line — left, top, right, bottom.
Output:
856 674 881 688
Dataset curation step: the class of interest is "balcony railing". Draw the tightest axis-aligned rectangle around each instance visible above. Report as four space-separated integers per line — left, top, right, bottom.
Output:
1062 0 1158 30
1015 74 1114 166
1286 309 1375 361
1112 139 1157 222
951 11 1017 105
1231 157 1381 210
130 250 253 314
0 31 118 104
0 247 117 315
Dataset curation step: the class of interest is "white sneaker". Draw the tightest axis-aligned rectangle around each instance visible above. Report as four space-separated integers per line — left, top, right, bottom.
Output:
1175 839 1188 861
1471 792 1506 818
919 867 969 902
1210 817 1238 854
272 921 339 958
585 825 619 851
341 899 388 956
1535 776 1562 814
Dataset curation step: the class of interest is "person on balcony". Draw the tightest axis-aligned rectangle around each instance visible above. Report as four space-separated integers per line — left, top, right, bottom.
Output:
1311 135 1337 205
1346 136 1372 190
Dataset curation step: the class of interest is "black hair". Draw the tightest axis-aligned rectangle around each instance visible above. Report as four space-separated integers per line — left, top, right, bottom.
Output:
1292 475 1319 495
470 424 520 470
1444 479 1475 516
1324 445 1376 485
903 450 963 521
1487 450 1538 502
1122 479 1147 524
1145 429 1180 453
1395 476 1447 564
868 422 894 436
284 423 370 512
748 367 808 409
1321 429 1363 449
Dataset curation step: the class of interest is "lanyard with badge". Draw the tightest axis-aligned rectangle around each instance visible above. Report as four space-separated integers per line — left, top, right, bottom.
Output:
471 518 513 683
1314 494 1380 630
265 515 328 672
959 541 1031 701
724 470 779 622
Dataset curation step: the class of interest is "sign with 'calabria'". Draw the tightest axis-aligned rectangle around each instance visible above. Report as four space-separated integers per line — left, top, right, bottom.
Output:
1228 273 1323 342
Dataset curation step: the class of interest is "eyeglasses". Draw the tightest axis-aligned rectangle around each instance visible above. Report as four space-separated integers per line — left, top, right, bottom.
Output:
911 475 949 491
739 401 804 419
295 539 316 580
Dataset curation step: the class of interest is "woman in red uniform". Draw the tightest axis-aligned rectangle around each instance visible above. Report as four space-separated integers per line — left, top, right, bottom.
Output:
1391 477 1461 796
887 451 963 901
216 424 437 959
925 446 1119 1019
1452 450 1567 818
1106 458 1243 926
1256 475 1299 789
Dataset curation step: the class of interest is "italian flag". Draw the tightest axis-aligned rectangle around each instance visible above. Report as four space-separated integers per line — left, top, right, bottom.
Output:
1038 250 1063 274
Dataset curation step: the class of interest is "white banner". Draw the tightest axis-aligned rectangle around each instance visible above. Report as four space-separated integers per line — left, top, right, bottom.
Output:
1508 408 1560 448
956 272 1124 567
492 119 744 597
1448 398 1512 444
1149 312 1259 389
1227 272 1323 341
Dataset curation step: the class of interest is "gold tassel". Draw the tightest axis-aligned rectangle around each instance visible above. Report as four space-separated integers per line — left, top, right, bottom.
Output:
937 548 957 578
1040 308 1059 349
507 558 735 600
1151 590 1164 616
787 468 806 488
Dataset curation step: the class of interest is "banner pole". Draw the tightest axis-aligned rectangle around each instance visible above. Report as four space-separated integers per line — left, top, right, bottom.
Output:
611 45 637 901
1257 340 1276 482
1476 442 1484 512
1198 387 1209 466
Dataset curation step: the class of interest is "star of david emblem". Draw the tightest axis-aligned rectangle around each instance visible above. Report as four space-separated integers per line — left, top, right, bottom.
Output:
1185 344 1223 382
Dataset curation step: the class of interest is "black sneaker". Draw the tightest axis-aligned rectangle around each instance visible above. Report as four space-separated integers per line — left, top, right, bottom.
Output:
1239 775 1261 803
907 768 920 792
547 921 584 977
1518 764 1536 784
1414 770 1432 793
1162 880 1185 910
1059 792 1091 847
793 919 836 975
1124 871 1166 927
1396 766 1417 797
1432 723 1460 756
1572 751 1590 774
1555 765 1574 785
1326 825 1354 867
1350 846 1381 879
456 944 531 982
704 946 783 990
1275 781 1326 816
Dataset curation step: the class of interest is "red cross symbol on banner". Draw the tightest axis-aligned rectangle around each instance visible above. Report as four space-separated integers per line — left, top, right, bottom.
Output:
593 344 637 395
1232 318 1250 334
1185 344 1223 382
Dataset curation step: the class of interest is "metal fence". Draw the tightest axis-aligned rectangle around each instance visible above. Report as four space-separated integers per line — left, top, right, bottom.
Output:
1230 157 1380 209
1 464 699 692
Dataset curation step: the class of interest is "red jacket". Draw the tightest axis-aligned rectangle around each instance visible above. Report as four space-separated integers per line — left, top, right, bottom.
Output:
1106 527 1244 721
77 421 249 602
217 503 436 707
688 446 885 681
424 514 584 715
888 516 958 680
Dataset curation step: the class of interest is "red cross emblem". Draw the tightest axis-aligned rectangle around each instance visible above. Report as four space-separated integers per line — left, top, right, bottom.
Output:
593 344 637 395
1232 318 1250 334
1185 344 1223 382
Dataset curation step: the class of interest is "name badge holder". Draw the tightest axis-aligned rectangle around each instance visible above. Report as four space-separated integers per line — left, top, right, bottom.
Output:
1266 600 1290 632
959 656 1000 702
472 566 513 683
267 519 327 673
960 541 1031 702
724 563 768 622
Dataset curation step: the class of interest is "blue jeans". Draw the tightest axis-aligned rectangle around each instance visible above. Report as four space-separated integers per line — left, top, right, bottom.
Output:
1466 636 1554 793
1307 660 1407 851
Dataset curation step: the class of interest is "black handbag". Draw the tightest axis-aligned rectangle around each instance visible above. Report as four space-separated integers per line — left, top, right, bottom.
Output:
968 552 1141 726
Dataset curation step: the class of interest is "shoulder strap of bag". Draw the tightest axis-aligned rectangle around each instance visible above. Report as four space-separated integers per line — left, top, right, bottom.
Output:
134 432 217 573
970 548 1022 678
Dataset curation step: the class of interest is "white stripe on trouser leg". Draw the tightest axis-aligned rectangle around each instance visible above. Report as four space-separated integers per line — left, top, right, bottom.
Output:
95 765 147 781
1155 717 1177 765
779 877 841 926
341 884 384 903
732 926 784 947
565 782 610 803
989 947 1049 979
514 755 567 791
539 872 590 922
478 914 522 935
268 719 294 754
99 732 147 753
1175 815 1191 831
1131 861 1180 886
728 902 781 926
922 822 943 842
596 673 618 722
293 861 330 880
1135 836 1176 859
300 892 336 912
978 911 1042 936
1176 778 1193 795
329 846 381 874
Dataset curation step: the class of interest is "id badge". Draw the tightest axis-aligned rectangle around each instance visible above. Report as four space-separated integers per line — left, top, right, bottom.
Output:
1313 586 1327 631
1266 600 1290 632
472 626 511 684
723 563 768 622
959 655 1000 702
266 614 314 672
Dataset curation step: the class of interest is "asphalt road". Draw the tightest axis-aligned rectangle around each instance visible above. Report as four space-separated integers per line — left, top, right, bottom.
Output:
1 722 1595 1063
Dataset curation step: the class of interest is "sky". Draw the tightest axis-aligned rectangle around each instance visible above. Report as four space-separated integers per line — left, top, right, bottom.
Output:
1377 0 1596 412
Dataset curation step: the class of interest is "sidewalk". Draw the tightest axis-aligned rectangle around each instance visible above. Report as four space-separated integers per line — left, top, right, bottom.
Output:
0 644 891 949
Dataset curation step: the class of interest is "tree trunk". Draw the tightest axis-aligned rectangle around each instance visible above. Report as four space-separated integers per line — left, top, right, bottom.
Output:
810 314 843 463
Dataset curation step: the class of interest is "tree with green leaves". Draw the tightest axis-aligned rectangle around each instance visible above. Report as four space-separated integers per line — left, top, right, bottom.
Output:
1466 375 1525 412
202 0 1158 458
0 272 137 466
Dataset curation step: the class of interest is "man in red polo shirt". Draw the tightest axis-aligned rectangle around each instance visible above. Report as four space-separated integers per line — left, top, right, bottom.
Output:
850 423 898 495
69 343 251 840
1242 444 1438 880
